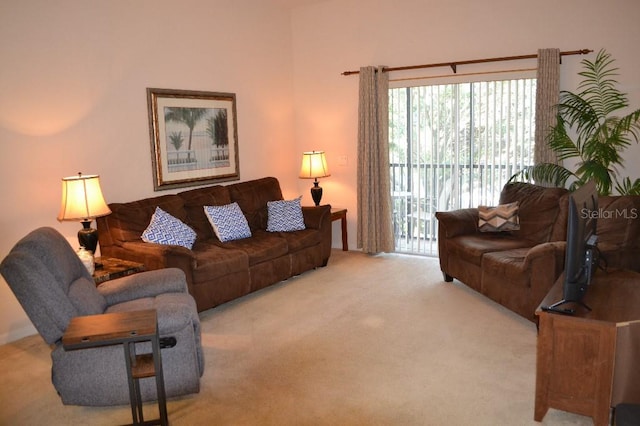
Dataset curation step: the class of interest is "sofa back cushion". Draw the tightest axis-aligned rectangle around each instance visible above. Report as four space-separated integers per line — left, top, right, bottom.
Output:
179 185 232 240
499 182 568 244
228 177 284 230
106 194 186 244
597 195 640 249
596 195 640 271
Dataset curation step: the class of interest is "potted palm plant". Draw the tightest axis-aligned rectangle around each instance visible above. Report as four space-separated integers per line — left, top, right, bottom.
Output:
510 49 640 195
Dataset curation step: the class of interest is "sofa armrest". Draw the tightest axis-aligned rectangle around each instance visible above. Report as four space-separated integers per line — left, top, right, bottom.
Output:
98 268 188 306
435 208 479 238
302 204 332 262
302 205 331 230
101 241 199 295
523 242 563 269
118 240 196 269
523 241 567 277
523 241 567 307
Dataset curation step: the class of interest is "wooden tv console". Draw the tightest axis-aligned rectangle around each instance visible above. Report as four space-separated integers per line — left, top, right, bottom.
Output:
534 269 640 426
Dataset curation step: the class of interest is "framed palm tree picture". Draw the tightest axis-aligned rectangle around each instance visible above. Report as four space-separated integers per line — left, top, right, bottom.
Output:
147 88 240 190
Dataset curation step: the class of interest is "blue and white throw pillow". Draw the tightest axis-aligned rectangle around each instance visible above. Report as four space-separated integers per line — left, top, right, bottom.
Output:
266 196 306 232
204 203 252 242
142 207 196 249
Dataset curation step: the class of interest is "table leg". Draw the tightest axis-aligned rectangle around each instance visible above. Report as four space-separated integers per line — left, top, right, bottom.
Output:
340 215 348 251
152 334 168 426
124 342 143 424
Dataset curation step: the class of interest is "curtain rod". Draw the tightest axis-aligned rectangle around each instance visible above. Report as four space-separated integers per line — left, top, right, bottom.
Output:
390 67 537 83
341 49 593 76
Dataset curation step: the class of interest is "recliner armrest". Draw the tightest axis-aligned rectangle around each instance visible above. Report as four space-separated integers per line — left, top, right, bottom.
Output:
98 268 188 306
435 208 479 238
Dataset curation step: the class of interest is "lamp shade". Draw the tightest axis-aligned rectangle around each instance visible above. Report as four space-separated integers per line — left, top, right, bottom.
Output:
299 151 330 179
57 173 111 221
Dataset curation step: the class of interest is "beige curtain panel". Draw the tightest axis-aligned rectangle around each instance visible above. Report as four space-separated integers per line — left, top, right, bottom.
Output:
534 48 560 165
357 66 394 254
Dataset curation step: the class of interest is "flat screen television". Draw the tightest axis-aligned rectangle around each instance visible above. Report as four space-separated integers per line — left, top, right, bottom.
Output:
542 180 599 315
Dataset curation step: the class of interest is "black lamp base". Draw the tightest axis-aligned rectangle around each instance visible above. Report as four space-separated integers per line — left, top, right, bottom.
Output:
310 180 323 206
78 220 99 254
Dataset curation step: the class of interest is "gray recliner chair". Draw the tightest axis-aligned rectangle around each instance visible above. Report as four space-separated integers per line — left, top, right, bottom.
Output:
0 227 204 406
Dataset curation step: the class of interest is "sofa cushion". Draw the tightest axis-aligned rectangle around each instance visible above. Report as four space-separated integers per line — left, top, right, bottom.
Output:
266 197 306 232
204 203 252 242
228 177 284 230
142 207 197 249
189 241 249 282
446 234 532 266
275 228 321 253
180 186 232 241
482 248 530 275
478 202 520 232
107 194 186 244
500 182 568 244
215 230 289 266
480 248 549 320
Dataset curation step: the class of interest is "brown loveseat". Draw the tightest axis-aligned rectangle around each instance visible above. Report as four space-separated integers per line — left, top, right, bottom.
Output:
97 177 332 312
436 181 640 321
436 182 569 321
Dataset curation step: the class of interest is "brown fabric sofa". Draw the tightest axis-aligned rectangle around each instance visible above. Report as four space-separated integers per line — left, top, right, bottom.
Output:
593 195 640 272
436 182 640 321
97 177 332 312
436 182 570 321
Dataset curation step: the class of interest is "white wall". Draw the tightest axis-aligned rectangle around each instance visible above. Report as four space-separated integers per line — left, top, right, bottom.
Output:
291 0 640 250
0 0 299 343
2 0 640 344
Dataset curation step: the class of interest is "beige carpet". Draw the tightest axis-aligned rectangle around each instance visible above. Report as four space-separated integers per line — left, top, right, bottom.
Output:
0 250 592 425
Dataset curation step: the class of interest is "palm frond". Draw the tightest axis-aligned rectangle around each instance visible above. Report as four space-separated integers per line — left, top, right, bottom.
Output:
615 177 640 195
510 50 639 195
558 92 599 143
508 163 575 188
576 50 628 118
574 160 614 194
611 108 640 144
582 124 623 166
546 115 581 159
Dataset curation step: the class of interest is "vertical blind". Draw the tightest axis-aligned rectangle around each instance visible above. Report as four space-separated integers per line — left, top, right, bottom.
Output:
389 77 537 256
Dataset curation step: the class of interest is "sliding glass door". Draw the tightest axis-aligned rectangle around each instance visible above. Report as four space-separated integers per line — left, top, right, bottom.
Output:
389 78 536 256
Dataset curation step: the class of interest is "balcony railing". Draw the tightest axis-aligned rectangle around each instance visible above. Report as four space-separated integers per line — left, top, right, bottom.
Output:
391 162 522 256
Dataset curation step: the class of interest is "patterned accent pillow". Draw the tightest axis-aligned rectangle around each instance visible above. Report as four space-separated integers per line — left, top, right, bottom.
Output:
266 197 306 232
141 207 197 249
204 202 252 242
478 201 520 232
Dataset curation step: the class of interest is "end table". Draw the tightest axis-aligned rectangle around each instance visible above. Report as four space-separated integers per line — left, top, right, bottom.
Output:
93 257 145 285
62 309 168 426
330 208 348 251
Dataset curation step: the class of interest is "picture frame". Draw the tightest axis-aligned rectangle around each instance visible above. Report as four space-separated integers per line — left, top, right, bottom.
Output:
147 88 240 191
